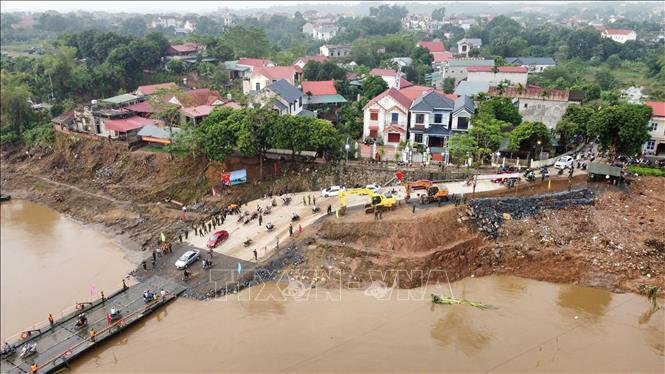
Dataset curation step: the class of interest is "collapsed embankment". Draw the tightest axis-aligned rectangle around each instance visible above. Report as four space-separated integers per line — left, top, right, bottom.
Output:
292 180 664 295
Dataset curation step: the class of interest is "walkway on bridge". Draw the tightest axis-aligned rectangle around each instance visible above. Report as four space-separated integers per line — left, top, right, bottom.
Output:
1 276 185 374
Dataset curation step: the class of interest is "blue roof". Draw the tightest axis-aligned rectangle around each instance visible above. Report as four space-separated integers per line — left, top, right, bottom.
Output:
454 81 490 96
410 91 454 112
267 79 303 103
507 57 556 66
453 95 475 114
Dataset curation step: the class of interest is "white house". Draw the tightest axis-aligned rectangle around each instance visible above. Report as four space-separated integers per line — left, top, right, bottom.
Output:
319 44 351 58
362 88 411 145
312 23 338 41
243 66 299 94
456 38 482 57
369 68 413 89
442 59 495 85
601 29 637 44
252 79 304 116
466 66 528 86
408 91 455 149
644 101 665 155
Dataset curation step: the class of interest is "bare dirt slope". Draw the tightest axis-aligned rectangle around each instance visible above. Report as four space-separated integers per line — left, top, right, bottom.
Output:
294 177 664 295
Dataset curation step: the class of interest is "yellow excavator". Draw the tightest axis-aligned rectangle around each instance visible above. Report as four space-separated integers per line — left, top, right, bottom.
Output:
338 188 397 216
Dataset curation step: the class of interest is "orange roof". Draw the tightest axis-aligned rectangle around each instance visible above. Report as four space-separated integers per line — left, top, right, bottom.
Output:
399 85 456 102
254 66 298 81
302 80 337 96
181 105 215 118
417 40 446 53
467 66 528 73
645 101 665 117
186 88 222 106
136 82 177 96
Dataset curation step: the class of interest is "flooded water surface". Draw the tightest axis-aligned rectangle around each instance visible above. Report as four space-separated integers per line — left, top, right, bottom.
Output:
0 200 135 336
1 199 663 373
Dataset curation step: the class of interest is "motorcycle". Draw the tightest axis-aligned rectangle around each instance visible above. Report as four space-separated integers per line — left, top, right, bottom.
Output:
311 206 320 213
291 213 300 222
1 344 16 358
243 238 253 247
264 205 272 215
282 196 292 206
74 314 88 329
524 169 535 182
266 223 274 232
19 343 37 359
109 308 122 320
202 259 213 269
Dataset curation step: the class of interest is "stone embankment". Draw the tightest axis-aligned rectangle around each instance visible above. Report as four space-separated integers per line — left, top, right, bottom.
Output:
467 189 595 238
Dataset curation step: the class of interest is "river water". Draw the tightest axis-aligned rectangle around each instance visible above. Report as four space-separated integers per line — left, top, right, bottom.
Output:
1 200 663 373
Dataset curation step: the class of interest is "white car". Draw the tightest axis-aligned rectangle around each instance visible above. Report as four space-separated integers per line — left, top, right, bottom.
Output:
366 183 381 192
175 249 200 269
554 155 574 170
321 186 341 197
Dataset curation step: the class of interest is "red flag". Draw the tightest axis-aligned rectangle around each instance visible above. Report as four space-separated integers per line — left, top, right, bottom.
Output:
221 173 231 186
395 170 404 183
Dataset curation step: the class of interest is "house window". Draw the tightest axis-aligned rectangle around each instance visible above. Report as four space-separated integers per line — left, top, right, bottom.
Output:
457 117 469 130
434 114 442 124
370 112 378 121
387 133 400 143
299 97 302 106
391 113 399 123
646 139 656 150
650 122 658 131
255 82 260 91
414 134 423 143
415 114 424 124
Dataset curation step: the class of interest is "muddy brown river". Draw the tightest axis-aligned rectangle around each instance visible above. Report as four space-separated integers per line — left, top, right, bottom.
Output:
1 200 663 373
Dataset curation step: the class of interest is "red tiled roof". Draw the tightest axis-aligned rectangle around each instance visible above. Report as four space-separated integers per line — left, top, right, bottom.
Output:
237 58 272 67
254 66 298 81
603 28 634 36
363 88 412 111
302 80 337 96
645 101 665 117
136 82 177 96
181 105 215 118
432 51 454 63
104 116 154 132
125 101 159 113
400 78 414 88
467 66 528 73
295 55 327 65
417 40 446 53
399 85 453 101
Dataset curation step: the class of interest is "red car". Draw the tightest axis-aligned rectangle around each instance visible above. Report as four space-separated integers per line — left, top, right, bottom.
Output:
207 230 229 248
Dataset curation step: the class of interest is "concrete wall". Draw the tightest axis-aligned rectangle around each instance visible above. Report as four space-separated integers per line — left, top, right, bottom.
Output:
518 98 577 130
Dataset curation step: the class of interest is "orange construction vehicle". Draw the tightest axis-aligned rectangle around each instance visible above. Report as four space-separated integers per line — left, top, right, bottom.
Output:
404 179 433 201
419 185 449 204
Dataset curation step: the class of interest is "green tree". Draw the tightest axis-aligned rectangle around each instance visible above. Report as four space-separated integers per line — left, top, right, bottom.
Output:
234 107 278 179
361 75 388 100
145 32 170 56
223 26 271 58
478 97 522 126
195 16 224 35
468 117 510 161
587 103 652 158
121 17 147 37
606 54 621 69
167 60 185 74
567 28 602 60
446 134 478 163
509 121 550 158
0 72 34 136
432 7 446 21
442 77 456 94
369 4 408 19
594 70 616 90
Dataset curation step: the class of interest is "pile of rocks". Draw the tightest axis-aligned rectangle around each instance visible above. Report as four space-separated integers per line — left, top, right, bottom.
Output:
468 188 595 238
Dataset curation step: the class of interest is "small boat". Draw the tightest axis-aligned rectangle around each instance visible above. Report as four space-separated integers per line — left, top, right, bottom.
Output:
0 194 10 202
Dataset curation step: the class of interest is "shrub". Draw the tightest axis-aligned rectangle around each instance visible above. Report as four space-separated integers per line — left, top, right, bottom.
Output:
22 123 55 151
628 165 665 177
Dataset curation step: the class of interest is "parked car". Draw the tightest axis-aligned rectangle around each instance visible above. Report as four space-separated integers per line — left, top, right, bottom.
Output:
206 230 229 249
554 155 574 170
175 249 200 269
366 183 381 192
321 185 342 197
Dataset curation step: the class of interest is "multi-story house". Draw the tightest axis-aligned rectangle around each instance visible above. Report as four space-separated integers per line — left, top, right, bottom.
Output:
312 23 338 41
456 38 482 57
442 59 495 85
362 88 412 145
252 79 303 116
644 101 665 156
